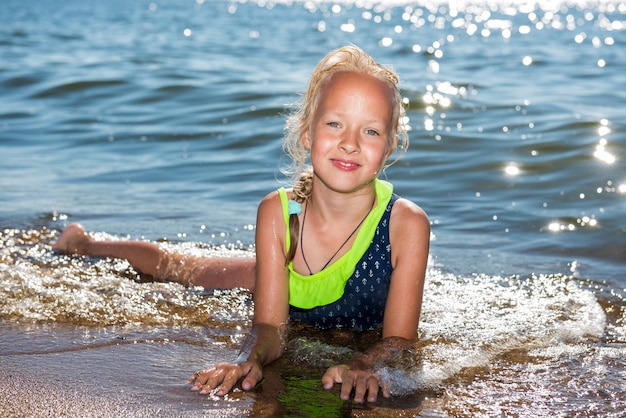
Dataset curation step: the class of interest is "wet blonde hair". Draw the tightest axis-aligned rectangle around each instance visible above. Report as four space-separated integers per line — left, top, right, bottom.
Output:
282 45 408 264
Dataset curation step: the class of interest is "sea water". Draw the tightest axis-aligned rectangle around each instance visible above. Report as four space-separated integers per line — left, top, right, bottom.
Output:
1 0 624 416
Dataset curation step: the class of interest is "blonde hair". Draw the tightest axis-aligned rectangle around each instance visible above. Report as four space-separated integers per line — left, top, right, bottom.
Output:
282 45 408 264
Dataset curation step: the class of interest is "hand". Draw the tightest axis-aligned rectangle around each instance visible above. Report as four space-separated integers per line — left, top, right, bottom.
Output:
188 360 262 396
321 364 390 403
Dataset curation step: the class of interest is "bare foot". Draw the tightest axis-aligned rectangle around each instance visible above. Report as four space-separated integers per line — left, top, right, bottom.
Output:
52 223 92 255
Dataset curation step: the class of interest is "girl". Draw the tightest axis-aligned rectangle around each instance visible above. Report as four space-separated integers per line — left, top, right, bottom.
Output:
53 45 430 403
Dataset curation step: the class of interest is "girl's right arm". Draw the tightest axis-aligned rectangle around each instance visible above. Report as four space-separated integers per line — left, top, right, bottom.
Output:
189 192 290 395
189 322 285 395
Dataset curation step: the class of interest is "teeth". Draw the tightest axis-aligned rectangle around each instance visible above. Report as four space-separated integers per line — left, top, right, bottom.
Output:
337 160 357 168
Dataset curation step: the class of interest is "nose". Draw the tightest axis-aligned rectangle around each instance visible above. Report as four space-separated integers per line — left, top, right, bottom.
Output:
339 129 360 153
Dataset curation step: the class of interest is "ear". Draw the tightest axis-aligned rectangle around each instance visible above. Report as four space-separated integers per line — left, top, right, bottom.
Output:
302 129 312 149
385 133 398 159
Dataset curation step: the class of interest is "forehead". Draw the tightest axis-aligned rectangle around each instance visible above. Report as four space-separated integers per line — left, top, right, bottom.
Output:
318 72 395 123
321 71 393 103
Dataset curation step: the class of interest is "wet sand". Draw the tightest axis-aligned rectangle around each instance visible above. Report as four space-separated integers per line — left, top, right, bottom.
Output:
0 366 169 417
0 322 436 417
0 357 435 418
0 329 252 417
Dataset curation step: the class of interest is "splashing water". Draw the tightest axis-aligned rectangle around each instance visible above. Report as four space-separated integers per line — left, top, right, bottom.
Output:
0 224 624 415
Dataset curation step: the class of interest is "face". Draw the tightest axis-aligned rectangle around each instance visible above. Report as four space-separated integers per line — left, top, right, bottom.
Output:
303 71 396 195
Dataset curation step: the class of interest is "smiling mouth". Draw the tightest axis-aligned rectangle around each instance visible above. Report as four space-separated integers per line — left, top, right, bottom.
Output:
331 158 360 171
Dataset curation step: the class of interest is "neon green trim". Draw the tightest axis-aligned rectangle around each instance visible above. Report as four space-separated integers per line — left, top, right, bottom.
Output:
279 179 393 309
278 187 291 252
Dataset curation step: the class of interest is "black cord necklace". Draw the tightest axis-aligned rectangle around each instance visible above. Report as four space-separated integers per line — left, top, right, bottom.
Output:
300 197 376 275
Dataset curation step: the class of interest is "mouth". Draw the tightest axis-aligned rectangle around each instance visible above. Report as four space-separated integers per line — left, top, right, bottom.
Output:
331 158 361 171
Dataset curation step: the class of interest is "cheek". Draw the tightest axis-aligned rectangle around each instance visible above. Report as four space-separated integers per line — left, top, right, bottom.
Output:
309 135 333 154
308 139 326 164
371 142 390 163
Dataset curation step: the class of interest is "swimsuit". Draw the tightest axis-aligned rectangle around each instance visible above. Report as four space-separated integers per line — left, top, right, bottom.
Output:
277 179 399 331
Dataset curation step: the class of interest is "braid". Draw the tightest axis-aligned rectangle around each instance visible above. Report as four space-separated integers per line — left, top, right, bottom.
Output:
291 168 314 202
285 169 314 265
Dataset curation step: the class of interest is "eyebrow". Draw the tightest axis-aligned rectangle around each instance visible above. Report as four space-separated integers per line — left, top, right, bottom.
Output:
321 110 389 125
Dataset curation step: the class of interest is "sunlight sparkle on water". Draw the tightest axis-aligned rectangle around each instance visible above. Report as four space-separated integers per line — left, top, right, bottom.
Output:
580 216 598 227
548 222 576 232
340 21 356 32
381 37 393 47
504 164 520 176
594 139 616 164
598 123 611 137
548 214 600 232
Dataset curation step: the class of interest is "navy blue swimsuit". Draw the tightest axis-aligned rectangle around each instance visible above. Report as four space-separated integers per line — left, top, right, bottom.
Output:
289 194 399 331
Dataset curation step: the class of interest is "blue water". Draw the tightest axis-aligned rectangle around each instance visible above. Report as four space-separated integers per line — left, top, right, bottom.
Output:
1 0 625 416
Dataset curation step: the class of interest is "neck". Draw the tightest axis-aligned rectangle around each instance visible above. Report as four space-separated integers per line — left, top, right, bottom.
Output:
308 177 378 220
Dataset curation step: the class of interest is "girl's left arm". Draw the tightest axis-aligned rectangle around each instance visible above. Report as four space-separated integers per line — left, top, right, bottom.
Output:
381 197 430 340
322 198 430 403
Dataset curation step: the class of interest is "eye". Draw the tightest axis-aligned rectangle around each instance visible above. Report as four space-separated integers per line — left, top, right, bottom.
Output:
327 121 340 128
365 129 380 136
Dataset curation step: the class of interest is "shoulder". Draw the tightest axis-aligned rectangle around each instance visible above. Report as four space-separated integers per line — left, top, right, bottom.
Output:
259 189 282 207
388 197 430 253
390 197 429 231
255 190 289 259
257 189 284 220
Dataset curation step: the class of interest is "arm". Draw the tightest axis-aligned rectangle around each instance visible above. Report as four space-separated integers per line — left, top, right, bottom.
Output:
322 198 430 402
190 192 290 395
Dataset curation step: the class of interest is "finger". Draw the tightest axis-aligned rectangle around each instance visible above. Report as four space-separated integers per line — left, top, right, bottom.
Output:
195 373 224 393
321 371 336 390
352 376 369 403
241 364 263 391
189 368 213 384
339 374 356 401
322 365 347 390
189 368 217 390
208 367 242 396
381 381 392 399
366 377 380 403
188 370 199 384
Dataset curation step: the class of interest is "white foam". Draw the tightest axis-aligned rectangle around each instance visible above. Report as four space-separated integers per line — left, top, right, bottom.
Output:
374 268 608 394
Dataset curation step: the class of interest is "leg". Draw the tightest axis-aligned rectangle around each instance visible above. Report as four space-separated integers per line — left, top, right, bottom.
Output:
53 223 164 278
190 257 256 290
52 224 256 290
